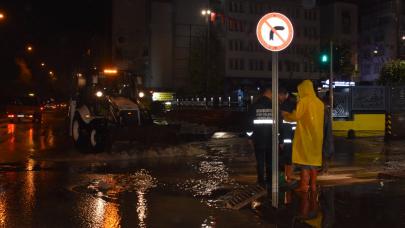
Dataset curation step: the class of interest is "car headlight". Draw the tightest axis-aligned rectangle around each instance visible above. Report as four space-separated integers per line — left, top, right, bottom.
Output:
95 91 103 97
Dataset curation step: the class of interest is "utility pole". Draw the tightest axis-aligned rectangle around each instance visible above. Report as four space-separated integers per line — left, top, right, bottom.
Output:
396 0 402 59
329 41 334 124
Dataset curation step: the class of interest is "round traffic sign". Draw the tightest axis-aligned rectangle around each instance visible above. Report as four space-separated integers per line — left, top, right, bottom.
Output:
256 12 294 52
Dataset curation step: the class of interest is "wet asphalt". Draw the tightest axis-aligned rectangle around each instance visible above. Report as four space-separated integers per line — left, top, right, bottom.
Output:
1 110 405 227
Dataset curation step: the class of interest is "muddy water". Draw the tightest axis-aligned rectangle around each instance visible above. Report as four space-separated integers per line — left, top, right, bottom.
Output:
0 113 271 227
3 111 405 227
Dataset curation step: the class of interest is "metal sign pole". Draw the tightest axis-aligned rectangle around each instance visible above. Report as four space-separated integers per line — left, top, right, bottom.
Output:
256 11 293 209
329 41 334 125
271 51 279 208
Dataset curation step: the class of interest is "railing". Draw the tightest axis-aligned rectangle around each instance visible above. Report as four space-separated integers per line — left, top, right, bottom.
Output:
173 96 252 112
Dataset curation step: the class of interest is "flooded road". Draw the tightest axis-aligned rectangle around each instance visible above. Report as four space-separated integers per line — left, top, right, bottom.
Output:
1 110 405 227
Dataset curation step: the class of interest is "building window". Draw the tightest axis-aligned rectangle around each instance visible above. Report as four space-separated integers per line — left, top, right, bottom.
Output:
374 64 380 74
239 40 244 51
240 59 245 70
341 11 351 34
229 59 234 69
249 59 254 70
247 41 253 52
259 60 264 71
239 2 244 13
228 40 233 51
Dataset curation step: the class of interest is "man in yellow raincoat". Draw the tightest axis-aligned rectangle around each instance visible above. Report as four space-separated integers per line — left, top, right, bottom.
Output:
282 80 324 192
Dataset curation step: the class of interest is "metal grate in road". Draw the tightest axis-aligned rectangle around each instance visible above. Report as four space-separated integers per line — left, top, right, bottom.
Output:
217 185 267 210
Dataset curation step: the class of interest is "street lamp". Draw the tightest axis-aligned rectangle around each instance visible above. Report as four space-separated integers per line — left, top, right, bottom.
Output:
402 36 405 41
201 8 213 94
41 62 45 67
201 9 211 16
49 71 54 76
27 45 33 52
0 12 5 20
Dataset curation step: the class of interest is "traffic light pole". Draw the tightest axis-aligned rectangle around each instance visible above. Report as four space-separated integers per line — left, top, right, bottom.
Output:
329 41 334 124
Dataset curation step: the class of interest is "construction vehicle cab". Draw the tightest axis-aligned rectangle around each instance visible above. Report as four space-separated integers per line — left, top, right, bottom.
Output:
68 68 153 152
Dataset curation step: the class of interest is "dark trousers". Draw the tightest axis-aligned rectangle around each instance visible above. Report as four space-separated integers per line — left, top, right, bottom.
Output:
254 147 272 184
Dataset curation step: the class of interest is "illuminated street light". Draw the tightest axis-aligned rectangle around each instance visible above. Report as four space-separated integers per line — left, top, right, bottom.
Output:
103 68 118 75
0 12 5 20
49 71 54 75
201 9 212 16
402 36 405 41
27 45 33 52
40 62 45 67
373 50 378 54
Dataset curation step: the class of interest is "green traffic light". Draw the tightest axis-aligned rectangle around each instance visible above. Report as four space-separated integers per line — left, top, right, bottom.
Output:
321 54 328 63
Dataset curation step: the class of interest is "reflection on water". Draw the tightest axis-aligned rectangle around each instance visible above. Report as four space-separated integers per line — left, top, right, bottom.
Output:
3 122 57 153
40 127 55 150
104 202 120 228
201 215 216 228
79 196 121 228
28 128 33 147
7 124 15 135
137 190 147 228
0 193 6 226
75 170 157 227
7 124 15 151
22 162 36 226
183 160 234 197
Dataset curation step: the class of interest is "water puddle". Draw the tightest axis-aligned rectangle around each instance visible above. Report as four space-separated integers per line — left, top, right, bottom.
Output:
71 169 157 203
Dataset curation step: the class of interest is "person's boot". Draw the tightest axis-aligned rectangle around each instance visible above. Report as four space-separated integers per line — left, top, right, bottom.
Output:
297 191 310 219
284 191 292 204
284 165 298 189
285 165 293 183
294 169 310 192
309 169 318 192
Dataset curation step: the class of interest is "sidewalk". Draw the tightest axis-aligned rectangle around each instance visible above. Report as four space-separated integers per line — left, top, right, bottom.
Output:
234 134 403 188
235 135 405 227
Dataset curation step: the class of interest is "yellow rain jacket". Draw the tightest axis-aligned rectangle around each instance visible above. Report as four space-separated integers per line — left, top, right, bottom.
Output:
285 80 324 166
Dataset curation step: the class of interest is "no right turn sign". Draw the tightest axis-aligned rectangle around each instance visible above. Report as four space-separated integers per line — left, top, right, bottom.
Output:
256 12 294 52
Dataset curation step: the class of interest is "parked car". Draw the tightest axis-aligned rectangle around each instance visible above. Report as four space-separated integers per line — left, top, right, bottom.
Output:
6 95 43 123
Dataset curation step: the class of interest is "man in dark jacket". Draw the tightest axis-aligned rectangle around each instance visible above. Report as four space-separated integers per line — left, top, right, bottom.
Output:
247 87 283 187
279 88 297 184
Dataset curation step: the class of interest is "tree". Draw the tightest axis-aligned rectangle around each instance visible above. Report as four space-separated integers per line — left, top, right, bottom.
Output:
188 28 225 95
379 59 405 85
334 45 355 81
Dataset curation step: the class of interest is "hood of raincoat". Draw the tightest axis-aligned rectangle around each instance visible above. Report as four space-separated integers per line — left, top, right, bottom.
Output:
298 80 316 98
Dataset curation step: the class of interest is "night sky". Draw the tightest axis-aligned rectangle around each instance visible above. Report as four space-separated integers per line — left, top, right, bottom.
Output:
0 0 368 97
0 0 110 88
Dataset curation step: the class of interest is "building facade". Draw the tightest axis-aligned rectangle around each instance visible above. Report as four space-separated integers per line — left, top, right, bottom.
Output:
112 0 209 91
359 0 404 81
320 1 358 81
219 0 321 90
112 0 321 92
